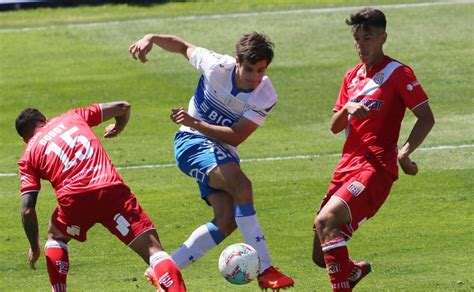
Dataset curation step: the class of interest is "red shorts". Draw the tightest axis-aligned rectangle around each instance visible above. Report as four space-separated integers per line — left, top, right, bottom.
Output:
317 167 394 238
51 184 155 245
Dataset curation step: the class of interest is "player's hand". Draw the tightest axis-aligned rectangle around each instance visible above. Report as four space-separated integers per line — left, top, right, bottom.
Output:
28 246 41 271
398 155 418 176
129 35 154 63
170 107 196 127
104 124 120 138
346 102 370 119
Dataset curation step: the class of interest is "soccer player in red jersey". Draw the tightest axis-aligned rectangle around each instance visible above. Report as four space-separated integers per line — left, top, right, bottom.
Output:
312 8 435 291
16 101 186 292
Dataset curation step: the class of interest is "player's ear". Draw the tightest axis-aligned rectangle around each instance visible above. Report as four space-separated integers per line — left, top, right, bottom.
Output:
381 31 387 44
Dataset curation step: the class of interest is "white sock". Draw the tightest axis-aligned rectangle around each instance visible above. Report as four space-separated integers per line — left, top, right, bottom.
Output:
235 204 272 272
171 222 224 269
149 251 172 269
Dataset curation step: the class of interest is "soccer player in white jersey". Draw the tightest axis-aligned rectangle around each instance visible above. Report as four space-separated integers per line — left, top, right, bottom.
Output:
129 32 294 290
312 8 435 291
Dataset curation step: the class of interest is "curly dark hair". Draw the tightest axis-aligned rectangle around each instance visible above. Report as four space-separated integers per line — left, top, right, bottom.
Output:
346 8 386 32
236 31 274 65
15 108 46 138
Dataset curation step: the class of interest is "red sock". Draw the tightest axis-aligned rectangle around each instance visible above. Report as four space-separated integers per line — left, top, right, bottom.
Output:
45 240 69 292
322 237 351 291
348 258 355 273
150 251 186 292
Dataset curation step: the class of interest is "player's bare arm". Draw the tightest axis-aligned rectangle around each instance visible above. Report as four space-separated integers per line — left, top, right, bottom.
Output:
100 101 131 138
170 107 258 147
398 102 435 175
129 34 197 63
21 191 41 270
330 102 370 133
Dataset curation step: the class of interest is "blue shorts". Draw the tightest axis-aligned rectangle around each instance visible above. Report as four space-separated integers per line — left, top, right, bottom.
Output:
174 131 240 203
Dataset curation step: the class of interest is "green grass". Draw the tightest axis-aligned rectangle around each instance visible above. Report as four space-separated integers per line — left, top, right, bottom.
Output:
0 0 438 29
1 1 473 291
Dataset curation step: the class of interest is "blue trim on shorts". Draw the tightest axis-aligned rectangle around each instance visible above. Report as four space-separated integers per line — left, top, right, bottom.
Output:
174 131 240 202
206 222 225 244
235 204 256 217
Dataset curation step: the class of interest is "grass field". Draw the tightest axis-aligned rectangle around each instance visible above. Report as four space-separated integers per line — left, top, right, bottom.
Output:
0 0 473 291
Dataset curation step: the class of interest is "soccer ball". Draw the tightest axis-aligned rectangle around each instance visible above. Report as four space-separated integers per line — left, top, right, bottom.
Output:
218 243 260 285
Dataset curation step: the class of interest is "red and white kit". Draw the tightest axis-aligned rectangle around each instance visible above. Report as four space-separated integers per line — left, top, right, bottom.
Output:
18 104 154 244
321 56 429 237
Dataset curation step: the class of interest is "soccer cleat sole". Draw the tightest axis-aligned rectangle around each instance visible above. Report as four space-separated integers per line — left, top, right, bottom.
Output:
260 284 294 291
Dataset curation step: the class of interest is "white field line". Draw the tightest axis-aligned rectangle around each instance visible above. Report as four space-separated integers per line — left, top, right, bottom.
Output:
1 143 472 177
1 0 473 34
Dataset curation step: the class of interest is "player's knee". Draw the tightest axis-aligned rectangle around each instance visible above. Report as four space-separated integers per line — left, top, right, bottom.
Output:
314 214 336 237
217 217 237 236
231 175 253 201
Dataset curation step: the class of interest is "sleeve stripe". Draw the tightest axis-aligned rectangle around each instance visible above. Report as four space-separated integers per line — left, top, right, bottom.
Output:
98 103 104 123
251 109 267 117
411 99 429 110
21 190 40 196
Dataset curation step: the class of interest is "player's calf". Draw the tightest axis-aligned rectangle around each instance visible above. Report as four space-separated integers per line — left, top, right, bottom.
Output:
149 251 186 292
45 240 69 292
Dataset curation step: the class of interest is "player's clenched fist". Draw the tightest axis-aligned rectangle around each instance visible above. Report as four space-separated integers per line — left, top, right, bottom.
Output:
170 107 196 128
129 34 154 63
398 155 418 176
345 101 370 119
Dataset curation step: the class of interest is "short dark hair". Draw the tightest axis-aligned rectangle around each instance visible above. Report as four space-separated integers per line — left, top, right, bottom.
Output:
346 8 386 32
236 31 274 65
15 108 46 138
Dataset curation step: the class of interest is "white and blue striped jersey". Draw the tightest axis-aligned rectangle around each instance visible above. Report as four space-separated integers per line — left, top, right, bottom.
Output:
179 47 277 137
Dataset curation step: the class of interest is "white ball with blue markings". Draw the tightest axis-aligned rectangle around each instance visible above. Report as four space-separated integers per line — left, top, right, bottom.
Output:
218 243 260 285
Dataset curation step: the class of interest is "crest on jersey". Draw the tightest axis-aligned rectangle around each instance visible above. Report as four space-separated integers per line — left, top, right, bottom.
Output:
406 80 420 91
372 72 385 85
347 180 365 197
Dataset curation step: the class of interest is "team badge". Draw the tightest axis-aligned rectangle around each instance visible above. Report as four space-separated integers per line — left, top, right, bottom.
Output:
373 72 385 85
56 260 69 275
407 80 420 91
327 262 341 274
347 180 365 197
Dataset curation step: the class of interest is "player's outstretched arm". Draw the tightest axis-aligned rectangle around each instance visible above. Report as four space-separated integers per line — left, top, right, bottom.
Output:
100 101 131 138
129 34 197 63
21 191 41 270
170 107 258 147
398 102 435 175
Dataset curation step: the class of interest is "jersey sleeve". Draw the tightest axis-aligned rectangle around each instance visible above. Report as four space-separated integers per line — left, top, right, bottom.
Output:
18 157 41 195
243 77 277 126
189 47 226 74
393 65 429 110
334 72 350 112
71 104 103 127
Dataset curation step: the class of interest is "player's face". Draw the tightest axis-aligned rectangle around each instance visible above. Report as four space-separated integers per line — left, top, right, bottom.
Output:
352 27 386 67
235 59 268 90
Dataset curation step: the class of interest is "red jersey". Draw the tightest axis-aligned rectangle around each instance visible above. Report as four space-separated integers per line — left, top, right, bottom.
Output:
334 56 429 178
18 104 125 198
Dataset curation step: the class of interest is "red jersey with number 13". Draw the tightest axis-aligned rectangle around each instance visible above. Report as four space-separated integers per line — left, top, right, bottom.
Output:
334 56 429 178
18 104 125 198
